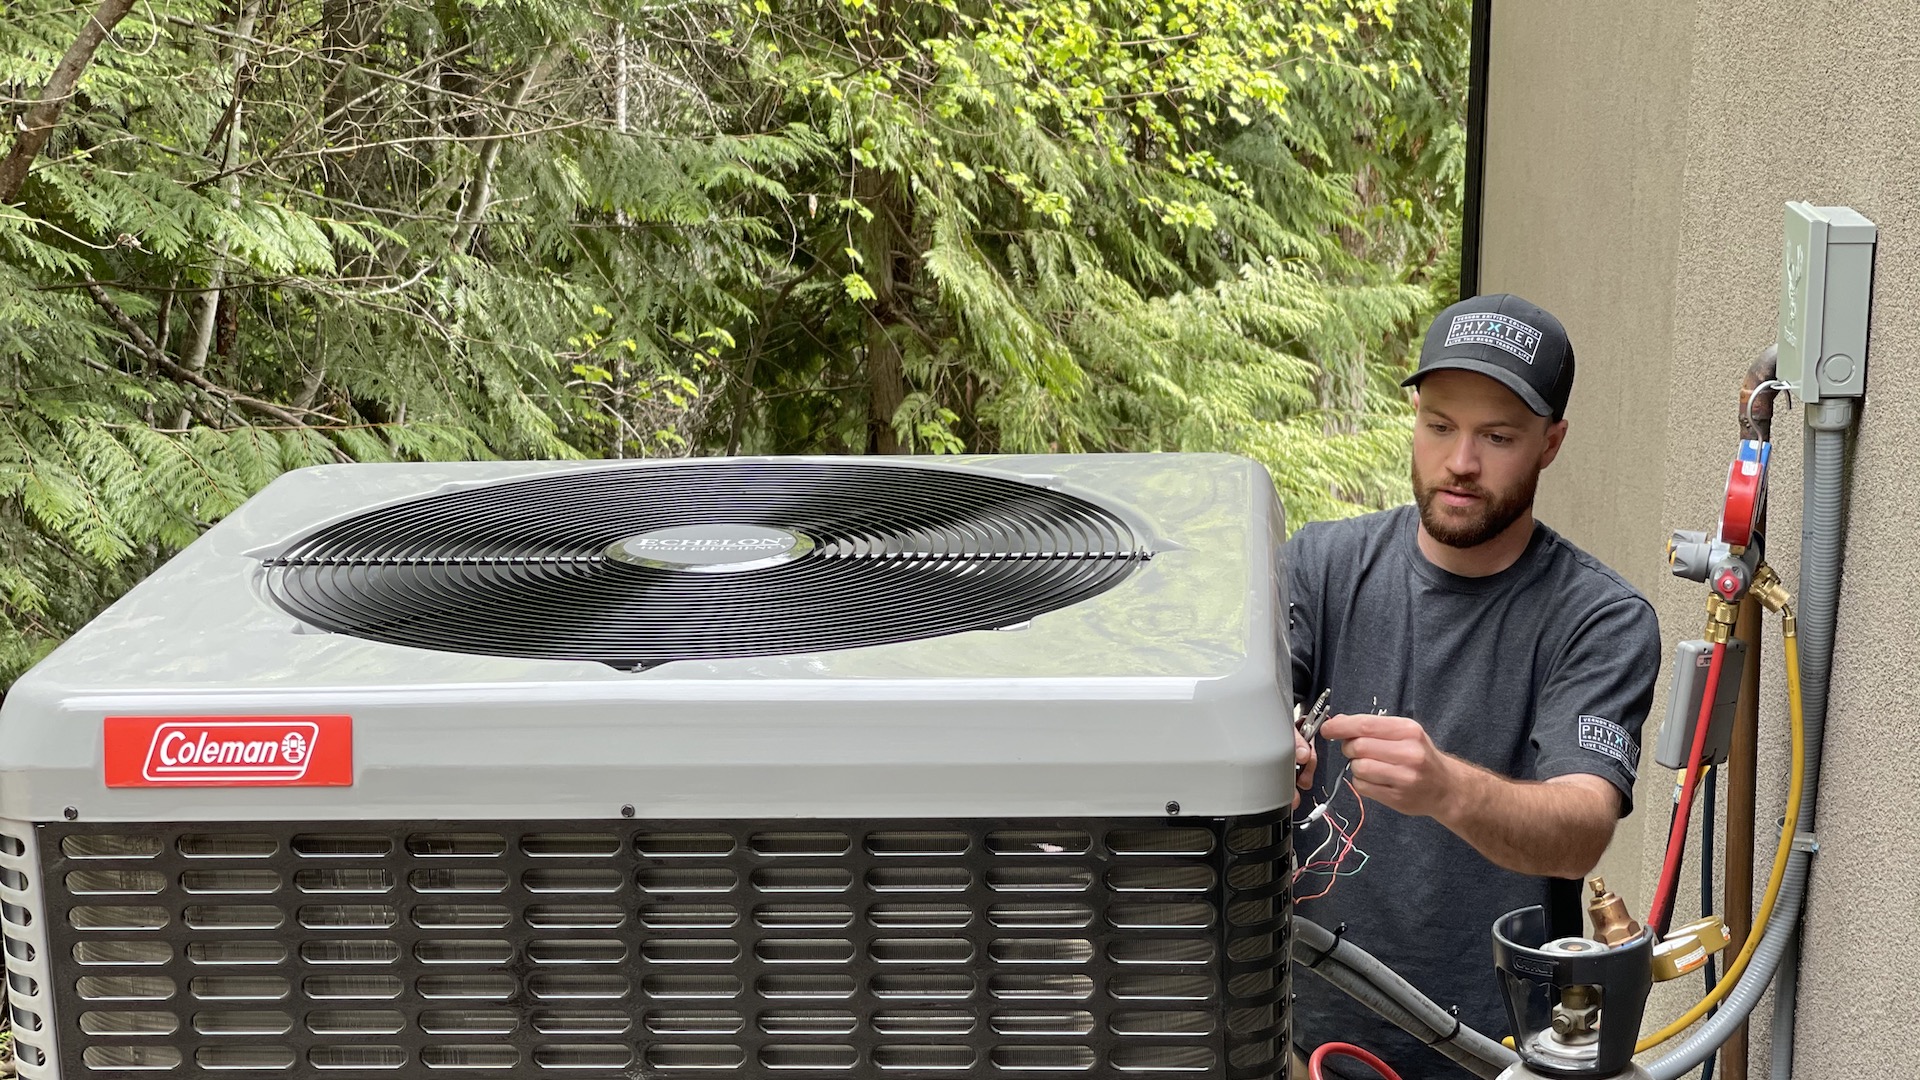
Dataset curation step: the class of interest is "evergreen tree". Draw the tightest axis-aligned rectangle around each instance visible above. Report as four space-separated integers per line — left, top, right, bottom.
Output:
0 0 1467 685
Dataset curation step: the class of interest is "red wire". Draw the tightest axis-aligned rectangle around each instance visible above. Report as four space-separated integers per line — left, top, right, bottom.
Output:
1647 639 1727 935
1310 1041 1403 1080
1296 789 1367 901
1309 802 1360 869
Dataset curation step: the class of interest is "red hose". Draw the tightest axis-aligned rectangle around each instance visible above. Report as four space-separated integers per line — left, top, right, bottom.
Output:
1647 639 1727 935
1309 1042 1403 1080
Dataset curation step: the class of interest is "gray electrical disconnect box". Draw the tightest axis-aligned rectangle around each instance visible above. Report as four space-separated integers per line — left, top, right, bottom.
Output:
1655 636 1748 771
1777 202 1876 402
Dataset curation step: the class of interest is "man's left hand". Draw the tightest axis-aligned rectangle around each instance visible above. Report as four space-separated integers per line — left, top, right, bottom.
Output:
1317 712 1461 820
1292 728 1316 811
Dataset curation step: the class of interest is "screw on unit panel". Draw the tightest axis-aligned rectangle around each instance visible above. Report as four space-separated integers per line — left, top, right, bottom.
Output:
62 806 77 820
1165 801 1180 816
621 805 636 819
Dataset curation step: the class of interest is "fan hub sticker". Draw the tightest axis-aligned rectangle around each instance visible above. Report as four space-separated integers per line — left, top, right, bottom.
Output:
607 524 815 572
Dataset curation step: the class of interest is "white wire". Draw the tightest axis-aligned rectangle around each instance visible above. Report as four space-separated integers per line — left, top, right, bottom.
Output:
1742 378 1792 435
1294 773 1346 876
1296 816 1338 878
1293 767 1359 884
1298 767 1351 825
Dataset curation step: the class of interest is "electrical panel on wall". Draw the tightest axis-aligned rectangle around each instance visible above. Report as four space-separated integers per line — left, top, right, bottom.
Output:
1778 202 1876 402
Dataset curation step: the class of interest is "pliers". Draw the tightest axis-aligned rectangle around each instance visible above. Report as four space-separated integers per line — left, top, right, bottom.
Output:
1295 688 1332 777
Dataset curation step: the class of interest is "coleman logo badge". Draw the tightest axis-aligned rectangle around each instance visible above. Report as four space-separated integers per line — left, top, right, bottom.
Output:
105 716 354 787
1444 313 1544 364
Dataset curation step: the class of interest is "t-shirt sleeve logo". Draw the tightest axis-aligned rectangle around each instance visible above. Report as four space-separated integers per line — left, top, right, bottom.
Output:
1577 714 1639 781
1444 313 1543 364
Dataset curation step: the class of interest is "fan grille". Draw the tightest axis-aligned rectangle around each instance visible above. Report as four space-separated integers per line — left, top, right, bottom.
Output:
263 461 1148 669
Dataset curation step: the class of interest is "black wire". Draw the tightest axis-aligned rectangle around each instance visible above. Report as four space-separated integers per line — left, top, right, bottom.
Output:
1701 766 1720 1080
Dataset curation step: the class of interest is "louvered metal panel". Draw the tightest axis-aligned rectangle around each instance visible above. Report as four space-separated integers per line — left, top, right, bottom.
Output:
39 815 1287 1078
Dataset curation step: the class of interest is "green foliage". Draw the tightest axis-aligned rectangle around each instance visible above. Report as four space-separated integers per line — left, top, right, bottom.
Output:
0 0 1467 687
713 0 1465 492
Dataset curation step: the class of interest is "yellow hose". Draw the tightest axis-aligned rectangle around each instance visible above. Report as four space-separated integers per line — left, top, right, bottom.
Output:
1636 614 1807 1051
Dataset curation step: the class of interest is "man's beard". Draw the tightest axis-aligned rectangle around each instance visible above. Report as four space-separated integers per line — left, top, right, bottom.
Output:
1412 462 1539 549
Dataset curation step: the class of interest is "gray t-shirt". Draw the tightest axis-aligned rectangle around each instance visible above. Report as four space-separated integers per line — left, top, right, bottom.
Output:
1284 504 1660 1079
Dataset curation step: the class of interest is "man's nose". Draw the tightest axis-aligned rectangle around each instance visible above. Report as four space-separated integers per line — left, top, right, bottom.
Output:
1445 438 1480 478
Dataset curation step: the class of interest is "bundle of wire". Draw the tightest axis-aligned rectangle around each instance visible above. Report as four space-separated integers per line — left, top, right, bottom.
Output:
1295 768 1369 901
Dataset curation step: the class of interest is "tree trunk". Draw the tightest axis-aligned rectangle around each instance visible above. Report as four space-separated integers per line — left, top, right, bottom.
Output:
0 0 139 203
433 0 483 139
175 0 263 428
858 167 905 455
450 57 547 254
854 0 907 454
609 18 630 450
319 0 380 203
611 21 629 134
1317 342 1366 438
867 325 905 455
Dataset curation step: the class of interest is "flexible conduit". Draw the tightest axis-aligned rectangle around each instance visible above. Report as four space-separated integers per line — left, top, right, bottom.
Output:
1292 916 1519 1079
1647 398 1851 1080
1766 399 1850 1079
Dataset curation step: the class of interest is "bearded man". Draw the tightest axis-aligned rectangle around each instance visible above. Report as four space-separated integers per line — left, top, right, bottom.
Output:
1284 294 1662 1079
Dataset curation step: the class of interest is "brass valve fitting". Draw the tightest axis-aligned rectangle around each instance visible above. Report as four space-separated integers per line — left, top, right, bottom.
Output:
1703 595 1740 644
1750 564 1793 614
1652 915 1731 982
1748 564 1798 634
1584 877 1643 946
1552 983 1601 1040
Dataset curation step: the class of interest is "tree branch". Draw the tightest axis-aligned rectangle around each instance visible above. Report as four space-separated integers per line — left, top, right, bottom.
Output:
451 53 553 254
0 0 140 203
177 0 264 428
726 264 821 455
82 281 338 431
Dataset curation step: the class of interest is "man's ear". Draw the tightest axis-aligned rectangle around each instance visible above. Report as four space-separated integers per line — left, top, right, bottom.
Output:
1540 418 1569 469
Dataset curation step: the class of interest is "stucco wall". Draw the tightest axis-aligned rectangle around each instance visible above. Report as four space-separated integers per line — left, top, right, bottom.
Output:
1480 1 1920 1075
1479 0 1697 929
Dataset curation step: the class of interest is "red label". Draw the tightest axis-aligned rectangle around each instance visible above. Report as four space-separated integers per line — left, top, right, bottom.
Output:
104 716 353 788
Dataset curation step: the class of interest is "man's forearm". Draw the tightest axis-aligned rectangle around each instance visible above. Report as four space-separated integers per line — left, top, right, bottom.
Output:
1432 760 1618 879
1321 711 1623 879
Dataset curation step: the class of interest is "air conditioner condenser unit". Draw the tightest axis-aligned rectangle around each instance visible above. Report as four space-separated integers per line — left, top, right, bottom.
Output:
0 454 1296 1079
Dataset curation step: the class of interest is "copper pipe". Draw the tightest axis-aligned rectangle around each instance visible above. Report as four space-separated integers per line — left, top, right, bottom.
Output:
1739 343 1780 444
1720 590 1761 1080
1722 344 1777 1080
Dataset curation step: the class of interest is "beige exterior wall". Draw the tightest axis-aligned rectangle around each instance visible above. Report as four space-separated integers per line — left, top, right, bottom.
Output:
1481 1 1920 1074
1480 0 1695 927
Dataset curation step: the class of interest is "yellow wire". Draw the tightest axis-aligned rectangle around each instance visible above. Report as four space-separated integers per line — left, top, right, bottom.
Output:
1635 616 1807 1052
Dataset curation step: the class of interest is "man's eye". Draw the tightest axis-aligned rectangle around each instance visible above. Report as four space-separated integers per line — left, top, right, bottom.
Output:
1427 423 1451 434
1486 433 1513 446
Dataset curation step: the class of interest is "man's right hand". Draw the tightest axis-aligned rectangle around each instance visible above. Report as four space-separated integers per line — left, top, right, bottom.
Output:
1319 711 1460 819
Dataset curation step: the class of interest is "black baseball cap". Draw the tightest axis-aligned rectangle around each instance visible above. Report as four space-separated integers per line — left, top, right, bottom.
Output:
1402 293 1575 420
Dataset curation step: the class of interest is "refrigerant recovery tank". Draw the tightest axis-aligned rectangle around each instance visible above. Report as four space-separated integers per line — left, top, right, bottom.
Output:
0 454 1296 1079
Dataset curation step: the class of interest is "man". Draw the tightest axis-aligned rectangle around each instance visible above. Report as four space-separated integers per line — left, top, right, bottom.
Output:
1285 293 1661 1078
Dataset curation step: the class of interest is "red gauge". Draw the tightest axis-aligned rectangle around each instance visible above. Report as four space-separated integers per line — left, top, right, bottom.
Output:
1719 441 1770 549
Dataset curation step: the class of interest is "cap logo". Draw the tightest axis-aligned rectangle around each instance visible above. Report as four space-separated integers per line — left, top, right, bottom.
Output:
1444 313 1543 365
